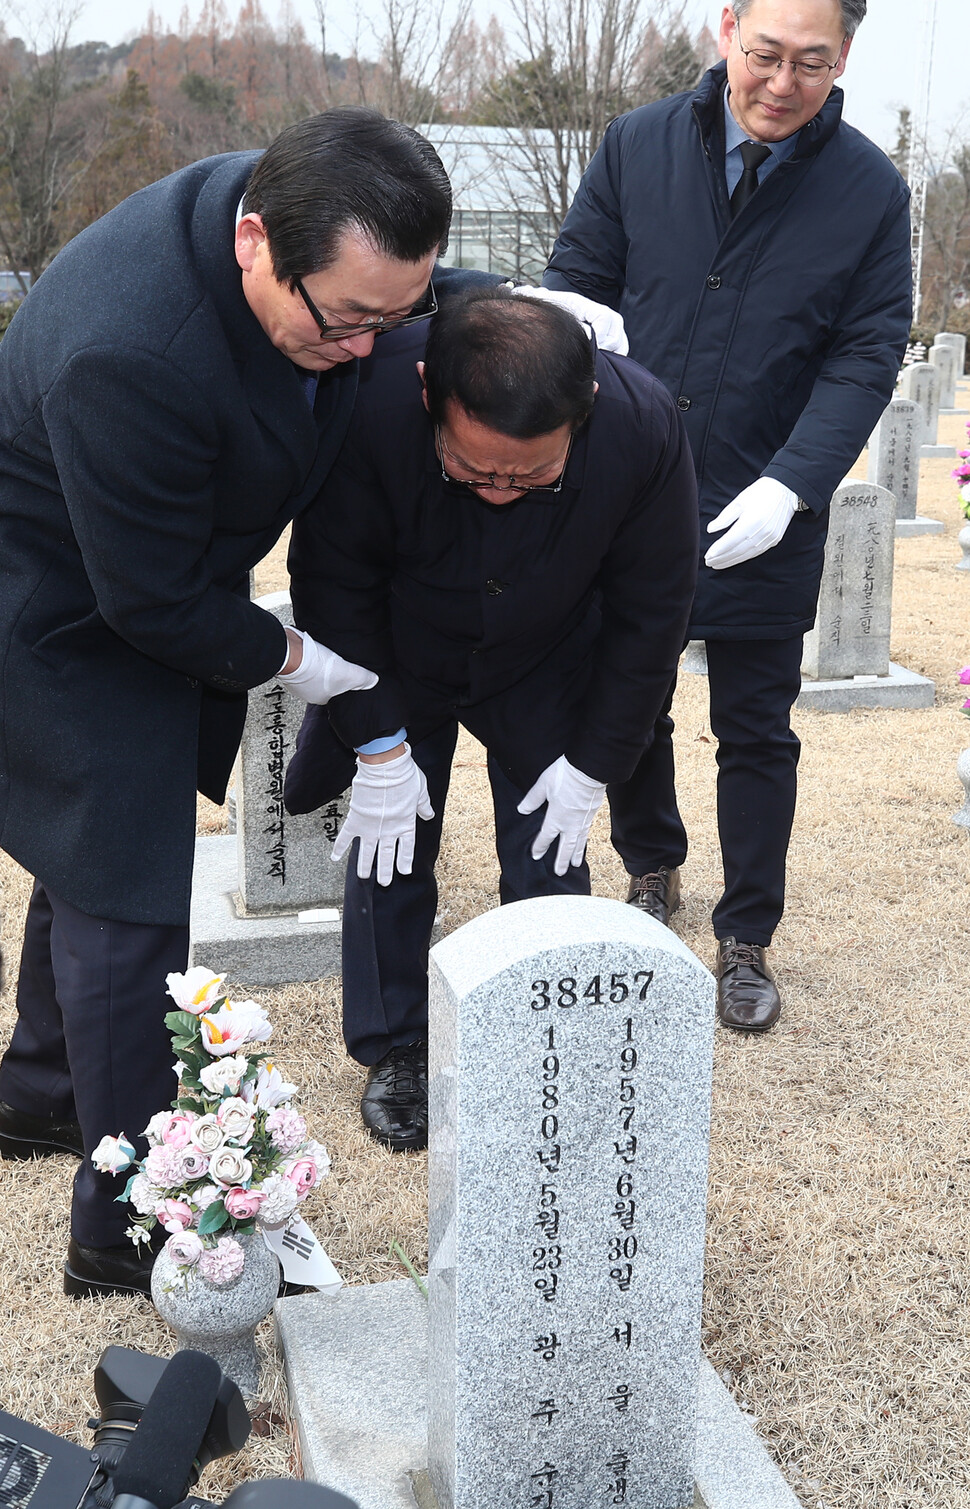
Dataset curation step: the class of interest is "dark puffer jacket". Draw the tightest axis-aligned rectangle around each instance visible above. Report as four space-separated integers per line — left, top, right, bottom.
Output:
545 62 912 639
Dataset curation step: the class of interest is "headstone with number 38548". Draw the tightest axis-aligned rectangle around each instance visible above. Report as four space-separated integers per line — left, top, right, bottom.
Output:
427 895 715 1509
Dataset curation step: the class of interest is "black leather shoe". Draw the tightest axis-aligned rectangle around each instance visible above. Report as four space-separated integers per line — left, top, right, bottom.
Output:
715 938 781 1032
626 866 681 927
65 1233 311 1300
0 1100 83 1159
64 1236 159 1298
360 1041 428 1153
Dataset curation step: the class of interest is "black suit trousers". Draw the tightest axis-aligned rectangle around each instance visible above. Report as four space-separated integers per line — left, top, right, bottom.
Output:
341 722 591 1065
0 882 188 1246
607 636 804 946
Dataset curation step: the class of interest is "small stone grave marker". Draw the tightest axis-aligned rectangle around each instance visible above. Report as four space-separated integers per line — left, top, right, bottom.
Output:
930 342 957 409
427 894 715 1509
934 331 967 379
234 591 349 914
898 361 944 451
867 397 920 521
802 481 896 681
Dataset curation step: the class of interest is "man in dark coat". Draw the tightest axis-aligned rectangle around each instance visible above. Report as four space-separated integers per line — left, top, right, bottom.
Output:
544 0 912 1030
284 287 698 1150
0 110 458 1296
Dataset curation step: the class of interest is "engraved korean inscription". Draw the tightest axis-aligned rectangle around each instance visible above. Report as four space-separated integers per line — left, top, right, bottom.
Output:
427 895 716 1509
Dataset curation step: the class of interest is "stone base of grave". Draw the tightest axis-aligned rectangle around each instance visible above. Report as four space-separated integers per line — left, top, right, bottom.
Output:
681 640 709 675
895 516 945 536
276 1281 800 1509
940 407 969 416
796 660 935 712
190 834 343 984
921 443 956 458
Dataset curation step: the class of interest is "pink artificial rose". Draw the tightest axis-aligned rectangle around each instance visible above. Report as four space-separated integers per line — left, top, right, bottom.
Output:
177 1147 210 1181
283 1158 318 1200
156 1198 194 1233
161 1113 195 1149
165 1231 204 1266
959 667 970 685
223 1185 266 1220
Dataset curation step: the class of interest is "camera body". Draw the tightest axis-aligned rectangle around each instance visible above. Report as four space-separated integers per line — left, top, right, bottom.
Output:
0 1346 357 1509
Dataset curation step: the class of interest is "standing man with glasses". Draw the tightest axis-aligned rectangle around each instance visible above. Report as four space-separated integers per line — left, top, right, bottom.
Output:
283 287 699 1151
0 109 517 1298
545 0 912 1031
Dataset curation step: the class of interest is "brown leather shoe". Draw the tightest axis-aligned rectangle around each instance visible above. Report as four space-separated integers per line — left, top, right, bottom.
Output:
626 866 681 927
715 938 781 1032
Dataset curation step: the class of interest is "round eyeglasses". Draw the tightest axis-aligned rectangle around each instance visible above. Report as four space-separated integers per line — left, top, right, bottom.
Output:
295 277 438 342
736 20 846 87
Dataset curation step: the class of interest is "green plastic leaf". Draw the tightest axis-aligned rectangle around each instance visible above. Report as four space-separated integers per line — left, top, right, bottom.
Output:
165 1010 203 1037
115 1172 138 1205
197 1201 229 1236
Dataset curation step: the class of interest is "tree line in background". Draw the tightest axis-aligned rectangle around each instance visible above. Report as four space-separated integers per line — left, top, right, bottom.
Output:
891 107 970 339
0 0 967 335
0 0 713 292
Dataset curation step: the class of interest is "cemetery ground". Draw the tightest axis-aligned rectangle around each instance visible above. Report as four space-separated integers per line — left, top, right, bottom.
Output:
0 420 968 1509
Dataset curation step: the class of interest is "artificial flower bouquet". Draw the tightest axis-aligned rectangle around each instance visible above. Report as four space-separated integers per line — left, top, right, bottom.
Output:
954 423 970 521
91 967 329 1287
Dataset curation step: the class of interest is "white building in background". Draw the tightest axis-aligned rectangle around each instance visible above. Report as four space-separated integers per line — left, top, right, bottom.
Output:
0 271 30 301
419 125 587 283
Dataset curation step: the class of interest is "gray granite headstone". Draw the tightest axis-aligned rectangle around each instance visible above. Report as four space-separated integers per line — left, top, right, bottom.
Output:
427 895 715 1509
234 590 349 915
802 481 896 681
866 397 920 520
930 342 957 409
898 361 940 445
934 331 967 377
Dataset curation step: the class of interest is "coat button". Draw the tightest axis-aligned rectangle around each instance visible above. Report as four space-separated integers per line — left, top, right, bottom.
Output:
677 396 691 411
706 274 721 289
485 579 504 595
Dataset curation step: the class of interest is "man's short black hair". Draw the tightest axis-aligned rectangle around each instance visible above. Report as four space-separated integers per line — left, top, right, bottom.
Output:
423 286 596 437
242 109 452 286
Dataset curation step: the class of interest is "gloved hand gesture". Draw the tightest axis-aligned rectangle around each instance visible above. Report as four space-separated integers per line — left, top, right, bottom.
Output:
704 478 800 570
332 744 434 886
511 285 629 356
278 628 378 703
517 755 607 876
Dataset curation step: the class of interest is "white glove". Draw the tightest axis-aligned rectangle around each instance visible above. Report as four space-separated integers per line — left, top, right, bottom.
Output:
512 285 629 356
332 744 434 886
517 755 607 876
704 478 800 570
278 629 378 703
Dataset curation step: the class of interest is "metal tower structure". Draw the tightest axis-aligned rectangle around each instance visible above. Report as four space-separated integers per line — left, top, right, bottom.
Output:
908 0 939 324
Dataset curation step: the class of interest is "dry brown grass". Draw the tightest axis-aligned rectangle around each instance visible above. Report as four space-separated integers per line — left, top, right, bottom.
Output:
1 402 968 1507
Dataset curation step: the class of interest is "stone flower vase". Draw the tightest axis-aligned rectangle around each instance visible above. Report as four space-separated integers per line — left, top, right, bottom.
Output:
955 747 970 829
958 521 970 572
151 1232 279 1397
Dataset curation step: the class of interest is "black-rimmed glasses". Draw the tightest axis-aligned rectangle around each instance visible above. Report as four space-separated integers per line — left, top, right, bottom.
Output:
736 20 846 87
436 425 573 496
294 276 437 342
